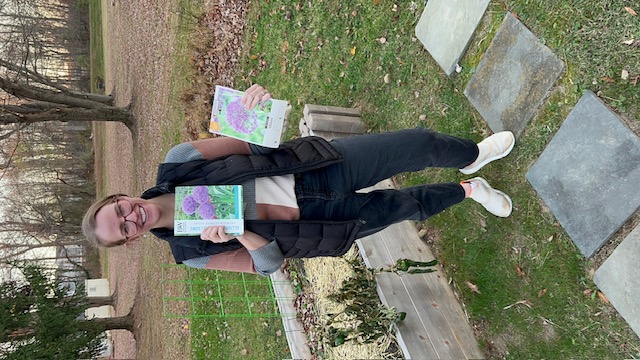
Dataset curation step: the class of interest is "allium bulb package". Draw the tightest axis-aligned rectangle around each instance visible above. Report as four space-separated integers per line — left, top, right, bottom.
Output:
209 85 288 148
174 185 244 236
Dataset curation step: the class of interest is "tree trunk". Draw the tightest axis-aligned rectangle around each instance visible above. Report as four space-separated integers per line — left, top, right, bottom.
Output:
86 294 117 308
82 309 135 332
1 308 134 343
0 107 132 128
0 76 111 109
0 60 112 105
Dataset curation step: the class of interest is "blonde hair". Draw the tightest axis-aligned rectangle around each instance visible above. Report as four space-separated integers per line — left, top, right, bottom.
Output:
82 193 127 248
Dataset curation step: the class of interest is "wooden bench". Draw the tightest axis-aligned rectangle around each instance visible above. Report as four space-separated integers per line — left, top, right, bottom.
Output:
299 104 485 359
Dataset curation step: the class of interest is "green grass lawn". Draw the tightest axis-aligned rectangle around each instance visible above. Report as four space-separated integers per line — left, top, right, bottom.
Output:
183 269 287 360
87 0 107 276
232 1 640 358
88 0 105 93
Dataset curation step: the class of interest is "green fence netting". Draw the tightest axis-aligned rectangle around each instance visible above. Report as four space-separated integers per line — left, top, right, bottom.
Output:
161 264 292 319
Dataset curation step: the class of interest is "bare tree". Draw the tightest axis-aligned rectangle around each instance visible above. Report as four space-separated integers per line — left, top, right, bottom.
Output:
0 0 133 129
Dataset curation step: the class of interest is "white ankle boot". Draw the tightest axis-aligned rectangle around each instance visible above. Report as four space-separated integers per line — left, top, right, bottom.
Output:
463 177 512 217
460 131 515 175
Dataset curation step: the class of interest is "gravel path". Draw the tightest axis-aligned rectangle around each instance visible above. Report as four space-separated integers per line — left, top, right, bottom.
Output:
101 0 186 358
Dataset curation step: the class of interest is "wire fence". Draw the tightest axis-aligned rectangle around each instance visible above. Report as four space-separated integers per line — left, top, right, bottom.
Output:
161 264 293 319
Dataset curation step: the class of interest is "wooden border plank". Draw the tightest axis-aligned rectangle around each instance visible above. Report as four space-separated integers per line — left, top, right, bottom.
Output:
303 104 361 118
271 270 312 359
356 182 484 359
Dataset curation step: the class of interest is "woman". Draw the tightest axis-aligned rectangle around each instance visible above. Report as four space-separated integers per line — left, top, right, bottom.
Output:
83 85 515 276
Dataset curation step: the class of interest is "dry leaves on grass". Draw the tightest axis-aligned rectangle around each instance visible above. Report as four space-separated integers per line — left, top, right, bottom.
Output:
466 281 481 294
582 289 610 303
624 6 637 16
622 39 640 47
181 0 250 139
598 291 610 304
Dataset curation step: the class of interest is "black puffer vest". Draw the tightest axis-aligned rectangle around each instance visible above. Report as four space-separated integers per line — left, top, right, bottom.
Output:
142 136 364 263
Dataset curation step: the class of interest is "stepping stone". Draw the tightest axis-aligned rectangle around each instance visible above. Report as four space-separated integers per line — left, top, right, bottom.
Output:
594 225 640 338
415 0 491 76
464 12 565 138
527 91 640 258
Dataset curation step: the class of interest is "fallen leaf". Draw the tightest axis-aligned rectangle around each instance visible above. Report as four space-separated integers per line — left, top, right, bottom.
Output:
622 39 636 45
479 218 487 228
373 0 379 5
621 69 630 80
538 288 547 297
516 265 526 277
282 40 289 53
583 289 593 298
249 54 258 60
466 281 481 294
350 46 357 55
601 76 615 83
383 73 391 84
625 6 637 16
597 291 610 304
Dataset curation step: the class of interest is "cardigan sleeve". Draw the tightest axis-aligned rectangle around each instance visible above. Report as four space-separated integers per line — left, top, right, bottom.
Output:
197 242 283 276
181 241 283 276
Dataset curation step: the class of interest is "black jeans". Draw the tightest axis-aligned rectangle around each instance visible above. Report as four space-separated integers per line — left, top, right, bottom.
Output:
295 128 479 238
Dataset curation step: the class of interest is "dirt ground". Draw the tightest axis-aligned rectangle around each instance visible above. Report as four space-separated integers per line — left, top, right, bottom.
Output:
99 0 189 358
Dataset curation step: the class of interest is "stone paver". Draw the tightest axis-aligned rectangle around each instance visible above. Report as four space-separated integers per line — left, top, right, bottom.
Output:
464 12 565 138
527 91 640 258
594 225 640 338
415 0 490 76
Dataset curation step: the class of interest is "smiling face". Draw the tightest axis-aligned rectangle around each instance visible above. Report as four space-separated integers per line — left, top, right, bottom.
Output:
94 196 161 247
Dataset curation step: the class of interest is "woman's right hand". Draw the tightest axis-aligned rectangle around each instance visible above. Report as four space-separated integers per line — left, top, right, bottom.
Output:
200 226 238 243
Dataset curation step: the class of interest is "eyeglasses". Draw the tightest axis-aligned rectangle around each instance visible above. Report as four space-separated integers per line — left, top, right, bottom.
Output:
113 198 138 241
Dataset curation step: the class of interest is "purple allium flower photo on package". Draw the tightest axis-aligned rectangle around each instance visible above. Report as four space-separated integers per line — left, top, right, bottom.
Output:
198 202 217 220
226 99 258 134
181 195 198 215
192 186 210 204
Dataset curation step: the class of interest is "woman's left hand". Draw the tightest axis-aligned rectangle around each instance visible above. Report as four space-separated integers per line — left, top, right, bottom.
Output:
241 84 271 110
200 226 237 243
